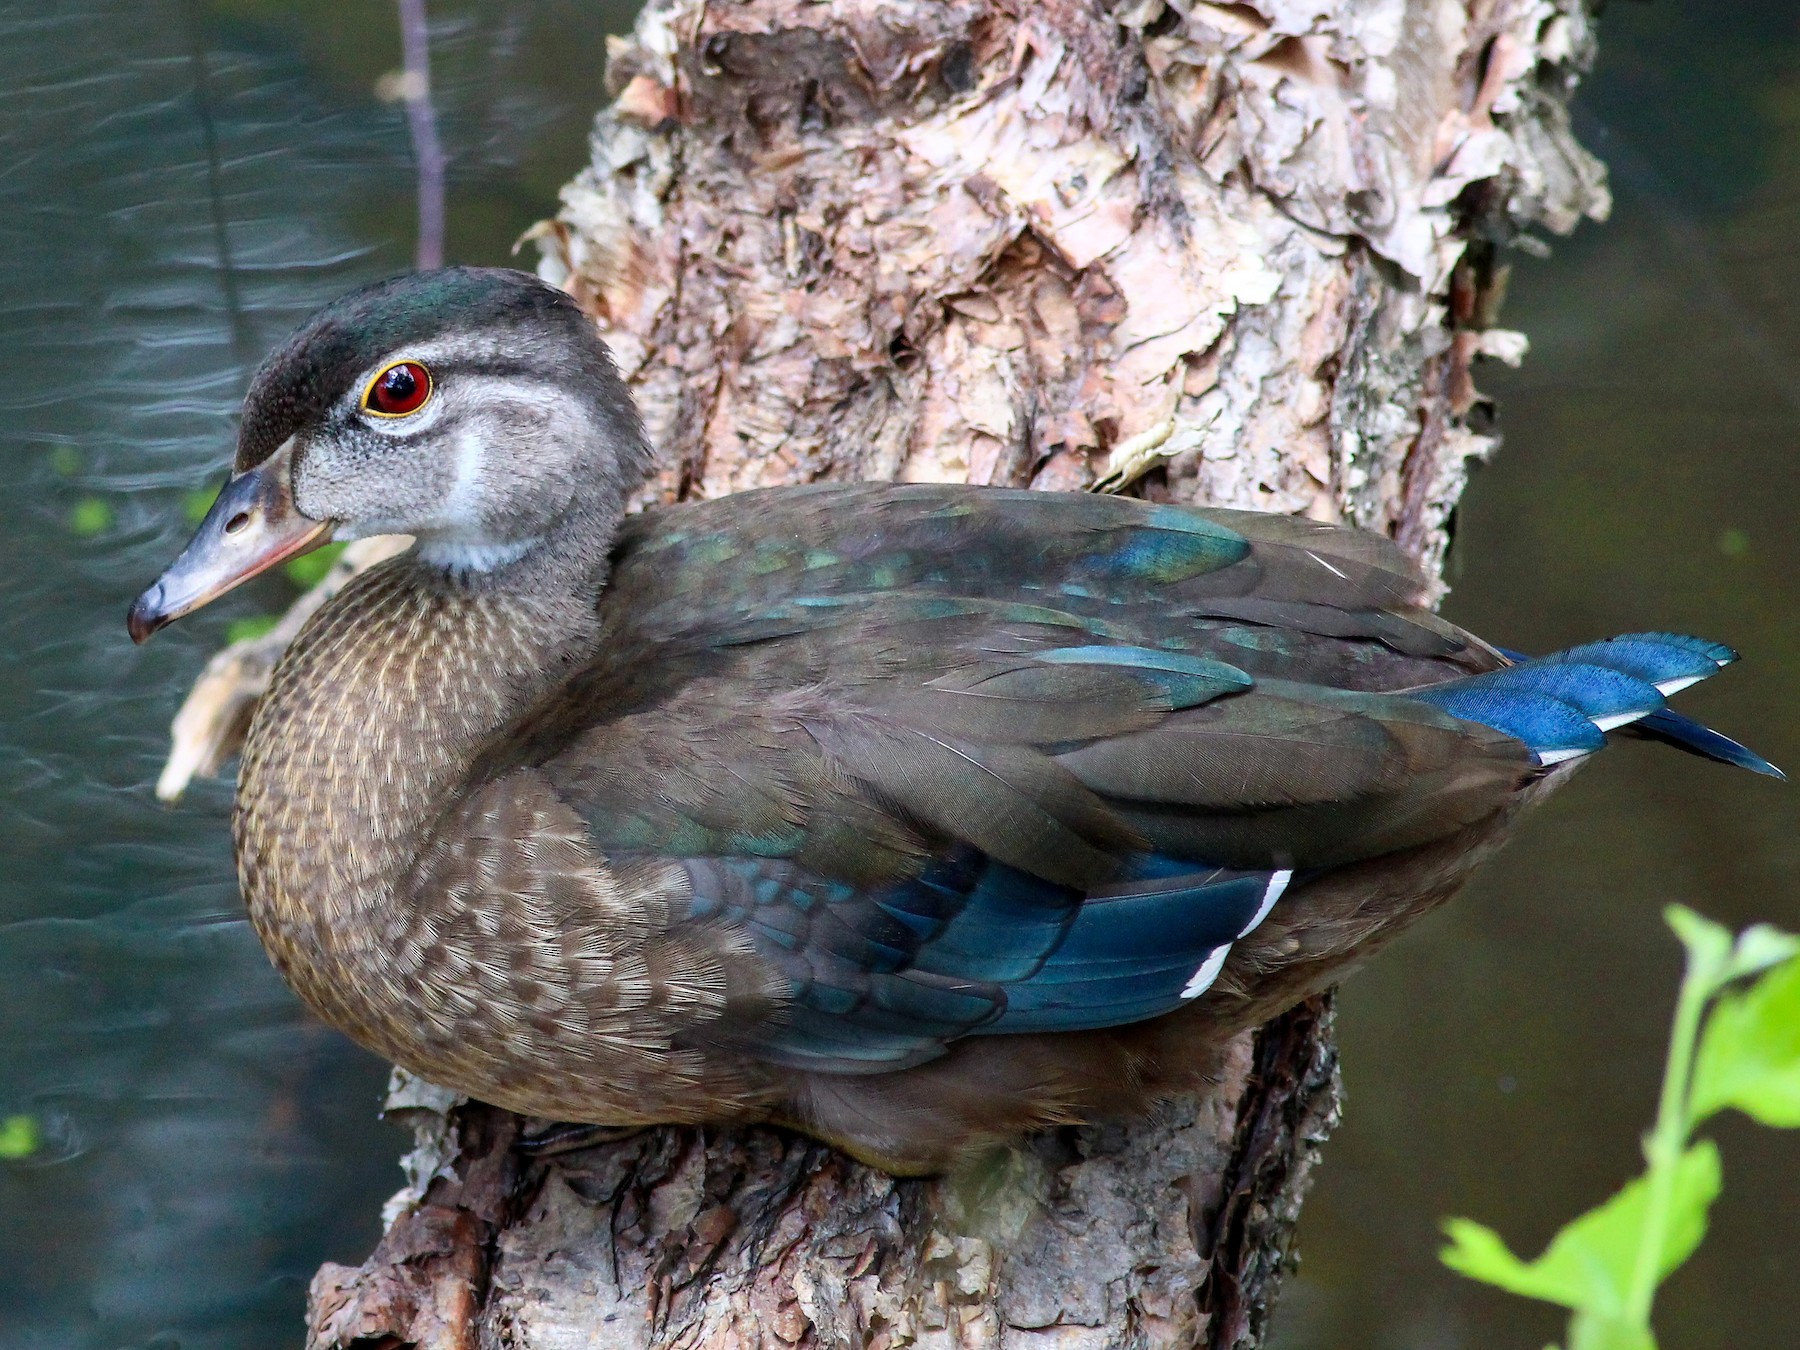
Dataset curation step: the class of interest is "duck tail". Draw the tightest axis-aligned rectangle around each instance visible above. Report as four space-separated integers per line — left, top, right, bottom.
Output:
1409 634 1782 778
1624 707 1784 779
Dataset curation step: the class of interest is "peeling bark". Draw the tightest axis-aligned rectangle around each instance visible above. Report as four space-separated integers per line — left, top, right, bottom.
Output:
310 1001 1337 1350
153 1 1606 1345
535 0 1604 577
309 1106 521 1350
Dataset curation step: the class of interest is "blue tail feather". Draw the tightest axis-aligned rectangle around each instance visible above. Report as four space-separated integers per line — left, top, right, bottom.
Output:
1420 662 1665 732
1631 708 1785 780
1529 633 1735 693
1412 681 1605 762
1425 635 1771 774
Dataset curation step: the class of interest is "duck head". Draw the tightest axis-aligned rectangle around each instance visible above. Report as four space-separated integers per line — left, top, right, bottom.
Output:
129 266 651 641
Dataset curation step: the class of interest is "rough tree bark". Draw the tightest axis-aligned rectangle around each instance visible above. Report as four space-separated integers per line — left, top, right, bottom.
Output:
159 1 1607 1345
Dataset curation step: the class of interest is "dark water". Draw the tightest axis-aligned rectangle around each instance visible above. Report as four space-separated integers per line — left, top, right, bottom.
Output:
0 4 1792 1348
1278 8 1800 1348
0 4 631 1345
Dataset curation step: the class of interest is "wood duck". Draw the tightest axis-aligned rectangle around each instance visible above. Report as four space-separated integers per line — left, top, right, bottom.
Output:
129 267 1779 1174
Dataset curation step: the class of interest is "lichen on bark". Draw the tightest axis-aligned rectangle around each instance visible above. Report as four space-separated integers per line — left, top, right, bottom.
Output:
152 1 1609 1346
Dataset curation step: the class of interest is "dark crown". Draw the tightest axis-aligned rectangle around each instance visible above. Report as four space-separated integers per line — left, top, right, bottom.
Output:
235 267 596 472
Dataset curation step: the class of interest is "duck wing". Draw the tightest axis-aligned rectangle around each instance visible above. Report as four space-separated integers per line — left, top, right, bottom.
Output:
483 485 1532 1074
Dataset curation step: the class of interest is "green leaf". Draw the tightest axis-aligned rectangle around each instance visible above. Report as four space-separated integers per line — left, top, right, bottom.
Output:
1691 957 1800 1126
68 496 114 537
226 615 281 645
282 542 346 589
1665 906 1732 986
1569 1310 1656 1350
1441 1142 1721 1317
0 1114 41 1159
1722 925 1800 985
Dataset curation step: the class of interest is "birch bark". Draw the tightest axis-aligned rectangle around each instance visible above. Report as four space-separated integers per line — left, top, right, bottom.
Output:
159 1 1608 1345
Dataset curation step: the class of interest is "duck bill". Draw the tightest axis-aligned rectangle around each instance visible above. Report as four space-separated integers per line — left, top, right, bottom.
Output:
127 451 333 644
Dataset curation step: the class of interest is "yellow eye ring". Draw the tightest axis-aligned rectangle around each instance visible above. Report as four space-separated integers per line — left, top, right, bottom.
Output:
362 360 433 417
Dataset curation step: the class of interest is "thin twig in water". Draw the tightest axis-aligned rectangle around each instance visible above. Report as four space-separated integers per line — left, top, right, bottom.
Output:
181 0 255 383
396 0 446 270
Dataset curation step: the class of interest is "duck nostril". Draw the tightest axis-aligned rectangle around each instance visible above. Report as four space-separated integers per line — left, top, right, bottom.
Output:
224 512 252 536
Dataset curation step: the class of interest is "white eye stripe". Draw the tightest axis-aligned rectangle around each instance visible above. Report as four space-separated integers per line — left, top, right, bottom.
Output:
353 372 560 439
353 369 558 410
360 395 445 435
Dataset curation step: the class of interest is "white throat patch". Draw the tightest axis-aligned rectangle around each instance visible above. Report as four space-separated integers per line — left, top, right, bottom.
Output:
413 536 540 574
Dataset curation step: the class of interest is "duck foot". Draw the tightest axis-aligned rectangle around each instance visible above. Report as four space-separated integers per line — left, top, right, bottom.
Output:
515 1120 646 1157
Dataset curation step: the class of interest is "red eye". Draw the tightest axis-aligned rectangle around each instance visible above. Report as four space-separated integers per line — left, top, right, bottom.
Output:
365 361 432 416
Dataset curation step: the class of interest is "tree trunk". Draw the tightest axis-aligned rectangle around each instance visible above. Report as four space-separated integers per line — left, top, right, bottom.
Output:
161 1 1608 1345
